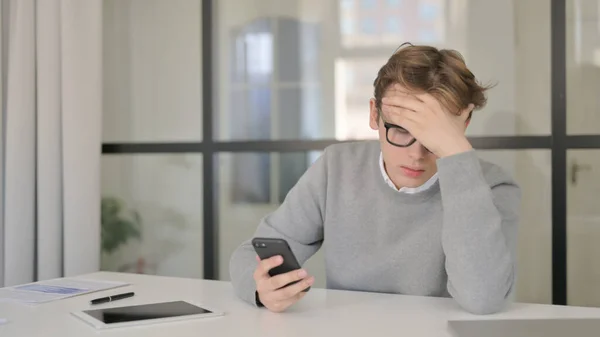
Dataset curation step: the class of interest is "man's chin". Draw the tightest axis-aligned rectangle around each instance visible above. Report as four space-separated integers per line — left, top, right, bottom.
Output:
395 176 428 188
404 182 428 188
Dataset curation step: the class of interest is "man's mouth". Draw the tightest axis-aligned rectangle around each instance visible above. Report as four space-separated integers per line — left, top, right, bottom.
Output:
400 166 425 178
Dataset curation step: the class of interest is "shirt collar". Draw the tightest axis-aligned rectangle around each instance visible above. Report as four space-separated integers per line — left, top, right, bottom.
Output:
379 152 438 194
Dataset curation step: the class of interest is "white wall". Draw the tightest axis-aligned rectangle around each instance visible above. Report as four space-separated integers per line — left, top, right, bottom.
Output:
462 0 517 137
103 0 202 142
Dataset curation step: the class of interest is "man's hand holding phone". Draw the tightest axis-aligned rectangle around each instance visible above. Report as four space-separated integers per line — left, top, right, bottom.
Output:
253 255 315 312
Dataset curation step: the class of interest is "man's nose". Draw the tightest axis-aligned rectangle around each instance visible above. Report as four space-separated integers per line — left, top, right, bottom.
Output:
407 141 428 160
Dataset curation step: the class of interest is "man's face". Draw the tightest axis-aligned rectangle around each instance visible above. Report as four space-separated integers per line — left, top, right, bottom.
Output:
368 87 439 189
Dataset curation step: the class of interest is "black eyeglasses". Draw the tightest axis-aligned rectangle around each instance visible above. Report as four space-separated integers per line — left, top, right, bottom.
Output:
381 115 432 153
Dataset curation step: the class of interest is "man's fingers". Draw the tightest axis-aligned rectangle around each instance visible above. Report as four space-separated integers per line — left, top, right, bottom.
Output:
267 269 308 291
413 92 445 113
277 291 308 310
385 84 443 116
265 291 306 313
382 105 421 130
272 276 314 301
389 84 424 102
298 291 307 300
260 281 311 313
382 104 416 119
253 255 283 281
381 87 426 111
381 96 421 112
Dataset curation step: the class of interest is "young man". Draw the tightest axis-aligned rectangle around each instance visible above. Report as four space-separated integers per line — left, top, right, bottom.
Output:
229 43 520 315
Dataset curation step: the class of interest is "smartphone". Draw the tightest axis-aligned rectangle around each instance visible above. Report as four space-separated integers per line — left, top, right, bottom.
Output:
251 237 310 292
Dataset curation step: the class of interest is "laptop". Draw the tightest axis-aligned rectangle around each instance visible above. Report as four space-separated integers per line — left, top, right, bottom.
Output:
448 318 600 337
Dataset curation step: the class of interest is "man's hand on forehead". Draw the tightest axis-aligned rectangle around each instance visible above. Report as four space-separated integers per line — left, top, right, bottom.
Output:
384 85 422 102
380 83 474 158
383 84 470 122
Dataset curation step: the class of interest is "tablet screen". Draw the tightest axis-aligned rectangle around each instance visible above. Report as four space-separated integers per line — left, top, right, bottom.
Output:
82 300 212 324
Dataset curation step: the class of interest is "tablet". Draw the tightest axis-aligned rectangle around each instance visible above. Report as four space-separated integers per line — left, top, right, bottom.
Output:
71 300 224 329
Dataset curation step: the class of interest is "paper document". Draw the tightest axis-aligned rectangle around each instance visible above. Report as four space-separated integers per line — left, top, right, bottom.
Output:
0 278 129 304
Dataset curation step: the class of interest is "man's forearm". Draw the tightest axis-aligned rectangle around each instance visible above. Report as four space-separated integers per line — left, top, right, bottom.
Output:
437 150 520 314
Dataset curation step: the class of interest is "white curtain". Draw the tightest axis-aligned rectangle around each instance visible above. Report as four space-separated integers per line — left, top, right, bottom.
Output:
1 0 102 286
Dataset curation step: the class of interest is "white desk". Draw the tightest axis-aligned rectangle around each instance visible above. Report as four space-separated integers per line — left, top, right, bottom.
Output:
2 271 600 337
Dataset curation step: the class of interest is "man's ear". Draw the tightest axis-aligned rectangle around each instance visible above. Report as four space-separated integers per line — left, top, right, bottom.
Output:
369 99 380 130
463 103 475 128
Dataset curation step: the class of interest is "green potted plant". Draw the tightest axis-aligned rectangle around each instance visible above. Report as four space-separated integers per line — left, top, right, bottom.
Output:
101 196 142 255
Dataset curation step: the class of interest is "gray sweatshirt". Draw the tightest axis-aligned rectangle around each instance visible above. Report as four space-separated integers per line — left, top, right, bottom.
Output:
229 141 520 314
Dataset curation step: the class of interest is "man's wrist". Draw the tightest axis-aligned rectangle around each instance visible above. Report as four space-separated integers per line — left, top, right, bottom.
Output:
438 138 473 158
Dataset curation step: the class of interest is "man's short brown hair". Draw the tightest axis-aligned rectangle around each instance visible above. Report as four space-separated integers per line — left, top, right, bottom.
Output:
373 43 492 118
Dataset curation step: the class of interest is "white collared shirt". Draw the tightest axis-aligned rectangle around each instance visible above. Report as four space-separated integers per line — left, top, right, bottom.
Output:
379 152 438 194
